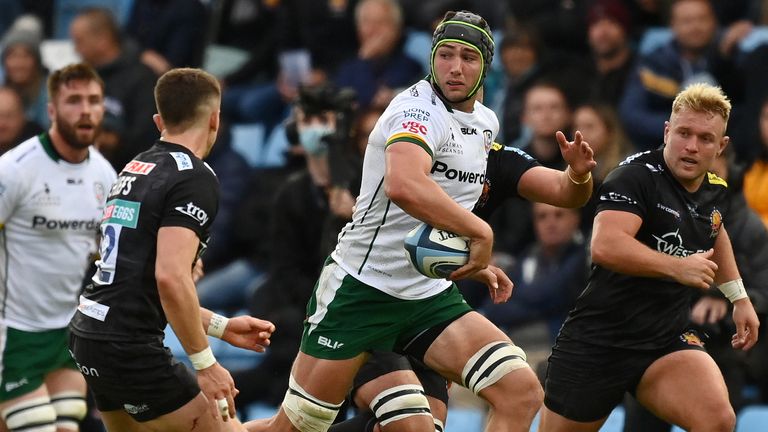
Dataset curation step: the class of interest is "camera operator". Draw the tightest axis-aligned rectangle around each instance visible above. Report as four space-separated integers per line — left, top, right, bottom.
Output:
232 83 373 412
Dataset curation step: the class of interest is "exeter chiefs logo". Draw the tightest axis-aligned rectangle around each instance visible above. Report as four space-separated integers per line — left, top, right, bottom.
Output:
709 208 722 238
680 330 704 347
483 130 492 154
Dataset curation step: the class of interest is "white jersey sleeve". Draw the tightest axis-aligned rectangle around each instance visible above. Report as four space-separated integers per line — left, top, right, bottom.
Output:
378 85 452 159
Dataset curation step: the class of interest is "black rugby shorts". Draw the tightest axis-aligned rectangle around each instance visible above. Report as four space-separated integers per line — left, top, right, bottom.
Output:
69 333 200 422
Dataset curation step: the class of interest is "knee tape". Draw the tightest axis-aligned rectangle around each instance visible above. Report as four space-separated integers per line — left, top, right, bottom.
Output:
369 384 431 427
1 395 57 432
434 418 445 432
462 341 529 395
50 391 87 431
282 375 342 432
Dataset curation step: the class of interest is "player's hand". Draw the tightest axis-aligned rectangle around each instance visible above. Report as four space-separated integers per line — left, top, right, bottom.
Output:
221 316 275 353
673 249 718 290
449 224 493 281
197 362 237 421
691 296 728 324
556 130 596 178
471 265 514 304
731 297 759 351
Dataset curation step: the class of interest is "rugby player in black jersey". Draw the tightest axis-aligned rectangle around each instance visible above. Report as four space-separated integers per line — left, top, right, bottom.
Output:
69 68 274 432
539 84 760 432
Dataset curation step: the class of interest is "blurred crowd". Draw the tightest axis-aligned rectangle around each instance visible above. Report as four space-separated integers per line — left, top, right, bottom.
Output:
3 0 768 425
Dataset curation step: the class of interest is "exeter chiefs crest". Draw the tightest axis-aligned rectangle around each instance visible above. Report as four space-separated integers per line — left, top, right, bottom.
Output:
482 129 492 154
709 208 722 238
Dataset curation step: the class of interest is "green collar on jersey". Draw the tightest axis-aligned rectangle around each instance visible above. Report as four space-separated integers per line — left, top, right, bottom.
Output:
39 133 61 162
39 132 90 163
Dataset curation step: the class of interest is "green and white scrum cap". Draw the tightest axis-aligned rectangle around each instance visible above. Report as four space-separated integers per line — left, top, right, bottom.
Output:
430 10 494 100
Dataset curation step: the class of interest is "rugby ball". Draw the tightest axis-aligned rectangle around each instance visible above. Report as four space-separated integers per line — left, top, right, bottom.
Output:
404 223 470 278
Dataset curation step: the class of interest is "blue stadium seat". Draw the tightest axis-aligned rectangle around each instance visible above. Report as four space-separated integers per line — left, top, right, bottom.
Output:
445 407 484 432
244 402 279 422
736 405 768 432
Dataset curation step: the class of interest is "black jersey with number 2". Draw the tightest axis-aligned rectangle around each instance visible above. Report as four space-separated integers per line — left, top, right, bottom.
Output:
70 141 219 342
560 149 729 349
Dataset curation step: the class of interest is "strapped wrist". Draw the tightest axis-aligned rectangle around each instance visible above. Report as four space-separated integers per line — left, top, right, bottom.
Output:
717 279 748 303
189 346 216 370
566 166 591 185
207 313 229 339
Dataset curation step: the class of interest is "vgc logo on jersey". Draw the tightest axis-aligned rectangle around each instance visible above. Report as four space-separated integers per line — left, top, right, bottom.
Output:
401 121 428 135
175 202 209 226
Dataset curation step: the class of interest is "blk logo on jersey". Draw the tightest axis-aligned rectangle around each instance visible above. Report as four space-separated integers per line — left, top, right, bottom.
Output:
461 127 477 135
175 202 209 226
401 121 428 135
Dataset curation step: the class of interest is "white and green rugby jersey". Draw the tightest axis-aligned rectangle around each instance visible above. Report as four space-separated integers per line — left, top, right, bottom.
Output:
0 134 117 331
332 80 498 299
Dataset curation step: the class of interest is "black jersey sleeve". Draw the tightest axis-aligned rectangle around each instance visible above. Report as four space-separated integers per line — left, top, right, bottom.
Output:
160 169 219 240
595 163 654 219
473 144 539 220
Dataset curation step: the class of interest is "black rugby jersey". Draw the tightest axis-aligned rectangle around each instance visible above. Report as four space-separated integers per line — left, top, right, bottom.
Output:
560 149 729 349
70 141 219 342
473 143 539 220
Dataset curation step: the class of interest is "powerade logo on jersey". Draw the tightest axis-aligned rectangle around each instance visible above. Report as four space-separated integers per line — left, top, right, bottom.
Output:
175 202 209 226
401 121 428 135
431 161 485 184
122 160 156 175
102 199 140 228
32 216 99 230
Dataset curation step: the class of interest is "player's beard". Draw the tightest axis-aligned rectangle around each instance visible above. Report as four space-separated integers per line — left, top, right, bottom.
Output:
55 114 99 150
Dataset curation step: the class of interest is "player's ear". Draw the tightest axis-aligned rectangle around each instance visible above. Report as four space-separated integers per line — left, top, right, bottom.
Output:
152 114 165 134
718 135 730 156
209 109 220 133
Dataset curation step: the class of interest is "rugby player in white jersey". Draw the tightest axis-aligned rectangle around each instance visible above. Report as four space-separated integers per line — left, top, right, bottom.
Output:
0 64 117 432
245 10 594 432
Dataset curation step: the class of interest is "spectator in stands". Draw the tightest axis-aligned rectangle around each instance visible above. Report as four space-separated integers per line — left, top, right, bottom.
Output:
743 97 768 229
573 102 633 184
619 0 744 149
491 25 546 146
489 81 573 258
70 7 158 171
519 81 572 169
585 0 636 106
1 16 48 128
573 102 633 234
0 86 41 155
125 0 209 75
482 202 587 342
334 0 423 110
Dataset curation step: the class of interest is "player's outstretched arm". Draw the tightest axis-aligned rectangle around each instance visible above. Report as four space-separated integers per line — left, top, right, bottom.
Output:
517 130 596 208
200 308 275 353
